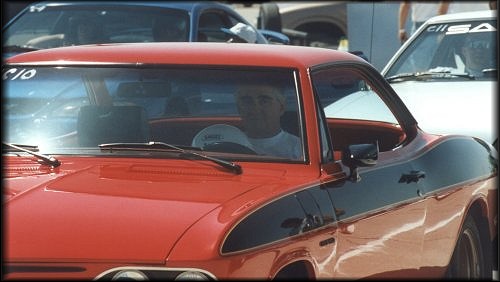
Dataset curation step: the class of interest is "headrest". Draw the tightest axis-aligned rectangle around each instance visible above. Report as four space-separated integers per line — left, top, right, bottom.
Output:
77 105 149 146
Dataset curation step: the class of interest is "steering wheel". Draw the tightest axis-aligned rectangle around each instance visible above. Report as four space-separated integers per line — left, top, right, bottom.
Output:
203 141 257 155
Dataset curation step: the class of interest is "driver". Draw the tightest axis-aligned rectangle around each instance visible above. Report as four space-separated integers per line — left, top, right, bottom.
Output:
152 16 187 42
235 84 301 159
460 33 495 77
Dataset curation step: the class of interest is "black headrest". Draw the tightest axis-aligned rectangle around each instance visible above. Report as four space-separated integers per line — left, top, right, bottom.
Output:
77 105 149 146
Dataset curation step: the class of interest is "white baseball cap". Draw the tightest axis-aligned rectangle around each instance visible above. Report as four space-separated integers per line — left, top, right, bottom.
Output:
223 23 257 43
192 124 252 148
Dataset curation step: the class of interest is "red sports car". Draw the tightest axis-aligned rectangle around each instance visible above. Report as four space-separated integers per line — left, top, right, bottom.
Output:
3 42 497 280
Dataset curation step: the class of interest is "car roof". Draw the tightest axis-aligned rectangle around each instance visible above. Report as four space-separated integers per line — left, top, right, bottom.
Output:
424 9 496 24
29 1 228 12
5 42 365 68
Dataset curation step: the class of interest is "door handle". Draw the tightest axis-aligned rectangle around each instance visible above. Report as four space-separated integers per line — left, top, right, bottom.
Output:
399 170 425 183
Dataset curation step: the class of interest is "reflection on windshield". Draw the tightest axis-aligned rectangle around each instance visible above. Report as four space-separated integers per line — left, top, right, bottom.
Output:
385 20 497 80
2 66 304 161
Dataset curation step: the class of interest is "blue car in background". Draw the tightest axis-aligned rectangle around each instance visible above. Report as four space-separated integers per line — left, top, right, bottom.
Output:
2 1 289 58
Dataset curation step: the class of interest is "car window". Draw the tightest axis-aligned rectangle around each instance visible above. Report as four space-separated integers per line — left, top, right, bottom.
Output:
3 10 61 46
3 66 304 161
312 66 404 153
3 5 190 47
3 68 91 147
198 10 249 42
313 67 398 124
385 19 497 80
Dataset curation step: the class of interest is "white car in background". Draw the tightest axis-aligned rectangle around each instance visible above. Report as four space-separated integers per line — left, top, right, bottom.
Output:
382 10 497 149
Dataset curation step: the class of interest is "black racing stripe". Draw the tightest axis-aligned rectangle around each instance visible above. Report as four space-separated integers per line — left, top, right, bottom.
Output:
323 158 419 221
411 137 497 194
221 137 496 253
324 137 496 221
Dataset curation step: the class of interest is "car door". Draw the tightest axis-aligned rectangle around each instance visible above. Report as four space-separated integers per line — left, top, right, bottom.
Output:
312 64 427 278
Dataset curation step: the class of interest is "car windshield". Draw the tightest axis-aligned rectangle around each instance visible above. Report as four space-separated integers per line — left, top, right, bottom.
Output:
3 66 304 161
385 19 497 80
3 4 190 49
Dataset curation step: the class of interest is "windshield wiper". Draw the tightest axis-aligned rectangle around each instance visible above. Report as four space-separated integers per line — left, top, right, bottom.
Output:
99 141 242 175
2 143 39 152
2 142 61 167
386 71 475 82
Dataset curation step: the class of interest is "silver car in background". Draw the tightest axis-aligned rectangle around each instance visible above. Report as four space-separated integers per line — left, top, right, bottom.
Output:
382 10 497 149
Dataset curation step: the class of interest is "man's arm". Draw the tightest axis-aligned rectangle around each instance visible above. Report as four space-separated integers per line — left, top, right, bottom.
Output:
399 2 411 43
438 1 450 15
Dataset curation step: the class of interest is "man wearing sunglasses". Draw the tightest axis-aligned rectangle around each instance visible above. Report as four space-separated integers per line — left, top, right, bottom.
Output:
460 34 495 77
235 84 302 159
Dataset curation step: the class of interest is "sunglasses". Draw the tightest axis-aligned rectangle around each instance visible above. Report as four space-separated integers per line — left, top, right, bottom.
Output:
238 94 276 107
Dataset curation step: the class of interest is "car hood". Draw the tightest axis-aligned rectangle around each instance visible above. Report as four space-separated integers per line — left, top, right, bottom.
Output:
4 158 294 263
390 80 496 143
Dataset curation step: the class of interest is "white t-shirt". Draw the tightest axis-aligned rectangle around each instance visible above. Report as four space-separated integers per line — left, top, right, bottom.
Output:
247 130 302 159
411 3 441 23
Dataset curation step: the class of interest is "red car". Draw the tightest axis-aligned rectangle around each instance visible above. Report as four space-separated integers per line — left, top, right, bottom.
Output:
3 42 497 280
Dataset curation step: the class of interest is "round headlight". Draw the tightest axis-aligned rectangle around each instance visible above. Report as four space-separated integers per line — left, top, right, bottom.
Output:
112 270 148 280
175 271 209 280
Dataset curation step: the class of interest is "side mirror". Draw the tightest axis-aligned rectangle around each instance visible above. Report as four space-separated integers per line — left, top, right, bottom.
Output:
342 143 378 182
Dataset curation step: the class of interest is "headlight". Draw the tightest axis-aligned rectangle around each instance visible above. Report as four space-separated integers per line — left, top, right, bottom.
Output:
112 270 148 280
96 267 215 280
175 271 209 280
